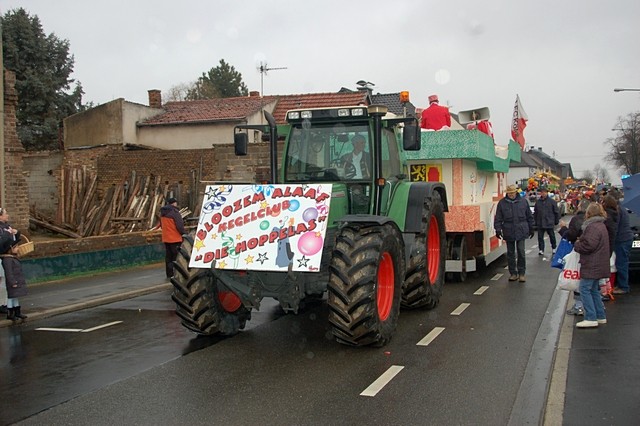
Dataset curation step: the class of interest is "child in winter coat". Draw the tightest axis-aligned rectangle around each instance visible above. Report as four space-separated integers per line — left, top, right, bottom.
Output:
1 233 27 322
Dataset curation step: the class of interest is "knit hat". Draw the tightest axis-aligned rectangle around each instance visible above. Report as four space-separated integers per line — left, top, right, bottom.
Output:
166 197 177 205
428 94 439 104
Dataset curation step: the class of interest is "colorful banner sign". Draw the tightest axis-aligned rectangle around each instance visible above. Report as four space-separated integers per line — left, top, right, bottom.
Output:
189 184 331 272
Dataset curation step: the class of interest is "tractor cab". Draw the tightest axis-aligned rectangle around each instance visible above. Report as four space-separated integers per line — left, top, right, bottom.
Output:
282 105 419 215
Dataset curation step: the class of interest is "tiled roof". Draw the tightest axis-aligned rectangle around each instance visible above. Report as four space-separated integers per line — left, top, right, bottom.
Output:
271 92 369 123
138 92 369 127
139 96 277 126
371 93 416 117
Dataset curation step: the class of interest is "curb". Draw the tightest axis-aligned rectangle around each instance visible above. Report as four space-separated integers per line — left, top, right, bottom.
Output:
0 282 172 328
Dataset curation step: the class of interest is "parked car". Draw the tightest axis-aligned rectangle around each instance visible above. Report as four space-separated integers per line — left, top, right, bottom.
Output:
627 208 640 273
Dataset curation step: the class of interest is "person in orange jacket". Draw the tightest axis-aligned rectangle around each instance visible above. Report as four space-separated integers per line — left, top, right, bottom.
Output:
160 197 186 280
420 94 451 131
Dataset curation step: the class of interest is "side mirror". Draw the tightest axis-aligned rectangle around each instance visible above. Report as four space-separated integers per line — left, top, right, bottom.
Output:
403 124 421 151
234 132 248 156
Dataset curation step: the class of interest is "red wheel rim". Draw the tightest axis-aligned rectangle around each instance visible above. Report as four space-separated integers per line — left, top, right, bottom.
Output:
218 291 242 312
427 215 441 285
377 252 394 321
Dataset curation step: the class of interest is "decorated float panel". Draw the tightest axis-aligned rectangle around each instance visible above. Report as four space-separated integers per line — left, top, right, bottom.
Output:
190 184 332 272
405 128 521 281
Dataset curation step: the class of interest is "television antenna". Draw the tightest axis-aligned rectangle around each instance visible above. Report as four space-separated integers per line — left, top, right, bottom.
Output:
258 61 287 97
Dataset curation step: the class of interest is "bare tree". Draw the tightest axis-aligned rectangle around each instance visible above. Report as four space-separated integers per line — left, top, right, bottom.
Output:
580 170 595 183
605 112 640 175
593 164 610 184
164 82 193 102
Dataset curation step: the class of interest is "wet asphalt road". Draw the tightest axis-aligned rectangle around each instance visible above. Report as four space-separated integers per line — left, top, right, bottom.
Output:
1 242 564 426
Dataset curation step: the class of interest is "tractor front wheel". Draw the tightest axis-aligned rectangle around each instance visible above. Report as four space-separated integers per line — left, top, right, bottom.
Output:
171 234 251 336
402 192 446 309
327 223 404 347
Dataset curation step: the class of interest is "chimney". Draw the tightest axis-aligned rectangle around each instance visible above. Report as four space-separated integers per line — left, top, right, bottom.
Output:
148 89 162 108
249 91 260 97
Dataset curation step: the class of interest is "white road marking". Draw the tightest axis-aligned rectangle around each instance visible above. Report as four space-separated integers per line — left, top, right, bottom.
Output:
36 321 123 333
81 321 123 333
417 327 445 346
360 365 404 397
474 286 490 295
491 274 503 280
451 303 470 316
504 265 509 270
525 249 532 254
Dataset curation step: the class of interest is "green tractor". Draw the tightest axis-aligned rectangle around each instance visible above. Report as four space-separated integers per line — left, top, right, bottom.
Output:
171 104 448 346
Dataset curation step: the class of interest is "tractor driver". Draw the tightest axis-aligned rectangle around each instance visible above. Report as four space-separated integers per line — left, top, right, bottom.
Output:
341 135 371 179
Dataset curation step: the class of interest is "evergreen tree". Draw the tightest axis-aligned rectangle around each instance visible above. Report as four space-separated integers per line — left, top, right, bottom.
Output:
1 8 86 150
186 59 248 100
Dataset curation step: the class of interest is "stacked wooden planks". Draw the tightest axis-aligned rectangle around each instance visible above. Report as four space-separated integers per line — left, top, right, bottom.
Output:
31 167 191 238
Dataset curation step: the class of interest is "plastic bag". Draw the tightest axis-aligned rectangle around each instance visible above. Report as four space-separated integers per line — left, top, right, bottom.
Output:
551 238 574 269
557 250 580 291
610 252 617 273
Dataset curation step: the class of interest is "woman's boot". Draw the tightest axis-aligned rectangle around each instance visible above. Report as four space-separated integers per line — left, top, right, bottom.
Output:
14 306 27 321
7 307 16 322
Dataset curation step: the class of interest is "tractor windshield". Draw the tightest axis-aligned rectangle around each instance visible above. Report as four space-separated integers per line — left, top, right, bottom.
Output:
284 123 371 182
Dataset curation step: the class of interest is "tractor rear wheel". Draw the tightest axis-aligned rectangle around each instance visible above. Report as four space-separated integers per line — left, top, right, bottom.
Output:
402 192 446 309
171 234 251 336
327 223 404 347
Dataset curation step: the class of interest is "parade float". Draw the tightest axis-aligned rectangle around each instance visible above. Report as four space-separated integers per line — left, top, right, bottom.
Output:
406 107 521 281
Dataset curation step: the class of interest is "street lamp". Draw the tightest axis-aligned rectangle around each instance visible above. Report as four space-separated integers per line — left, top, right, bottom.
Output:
614 88 640 92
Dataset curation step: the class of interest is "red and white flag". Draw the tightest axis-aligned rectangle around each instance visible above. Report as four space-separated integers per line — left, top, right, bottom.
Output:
511 95 528 149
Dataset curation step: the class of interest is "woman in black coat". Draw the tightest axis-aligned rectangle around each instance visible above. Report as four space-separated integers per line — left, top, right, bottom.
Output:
1 233 28 322
601 195 619 257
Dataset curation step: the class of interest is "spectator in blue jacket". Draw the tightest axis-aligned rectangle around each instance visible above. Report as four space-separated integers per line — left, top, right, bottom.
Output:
534 187 560 256
495 184 535 282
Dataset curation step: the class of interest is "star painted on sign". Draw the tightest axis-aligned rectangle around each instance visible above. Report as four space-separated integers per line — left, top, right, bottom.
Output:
193 238 206 251
297 255 309 267
218 260 227 269
257 253 268 264
210 233 217 240
205 186 217 199
260 200 268 209
236 234 243 241
245 255 254 264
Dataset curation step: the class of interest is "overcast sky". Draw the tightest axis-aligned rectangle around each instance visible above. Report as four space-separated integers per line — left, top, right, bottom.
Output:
3 0 639 183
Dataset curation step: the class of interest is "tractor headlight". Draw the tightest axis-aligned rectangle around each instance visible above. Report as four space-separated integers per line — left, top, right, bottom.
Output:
301 111 313 119
337 109 350 117
288 111 300 120
351 108 365 116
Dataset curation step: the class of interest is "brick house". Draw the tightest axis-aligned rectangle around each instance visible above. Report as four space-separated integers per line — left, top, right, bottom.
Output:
29 90 371 222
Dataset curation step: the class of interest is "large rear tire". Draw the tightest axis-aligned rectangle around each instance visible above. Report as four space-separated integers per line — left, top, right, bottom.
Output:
327 223 404 347
402 192 446 309
171 234 251 336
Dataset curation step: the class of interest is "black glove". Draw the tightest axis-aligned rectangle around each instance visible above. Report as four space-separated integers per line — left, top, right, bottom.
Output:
529 230 535 239
495 229 502 239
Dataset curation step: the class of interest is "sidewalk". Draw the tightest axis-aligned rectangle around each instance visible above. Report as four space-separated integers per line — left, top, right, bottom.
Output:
0 262 171 328
557 290 640 425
